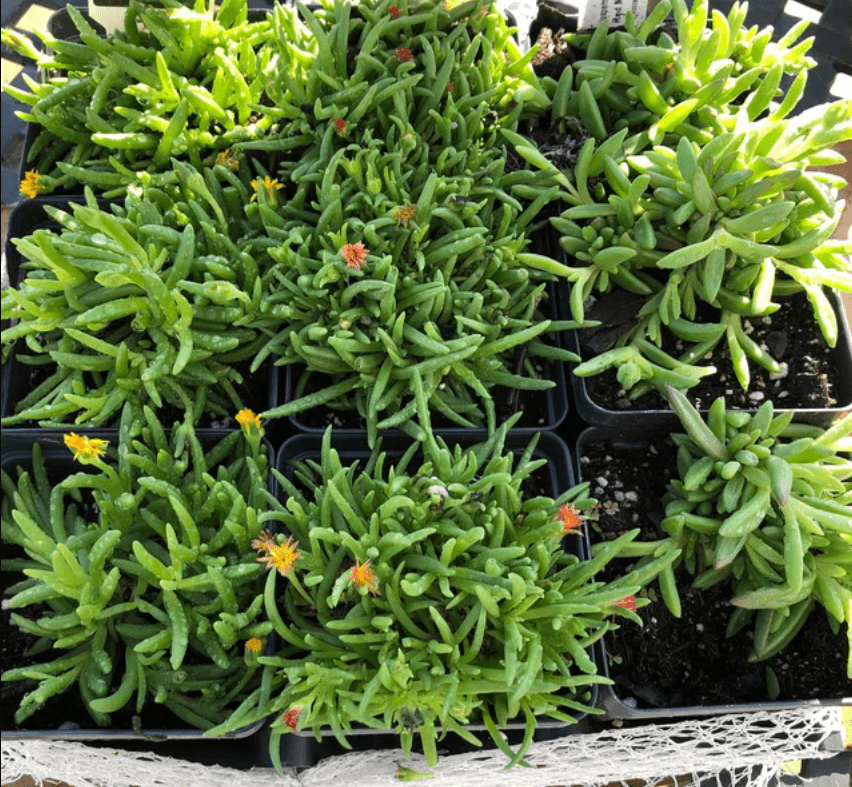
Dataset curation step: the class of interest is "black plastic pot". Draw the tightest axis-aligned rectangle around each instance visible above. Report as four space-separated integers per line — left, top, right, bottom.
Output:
1 198 280 432
265 429 593 767
278 343 570 440
0 429 275 740
574 425 852 721
564 289 852 430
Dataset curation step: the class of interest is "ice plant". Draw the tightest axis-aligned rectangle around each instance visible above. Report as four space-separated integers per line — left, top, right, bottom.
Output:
340 241 369 270
396 47 413 63
555 503 583 535
395 204 416 227
250 176 283 202
63 432 108 462
2 418 269 727
257 536 301 575
20 170 45 199
350 558 380 595
210 413 679 770
215 149 239 171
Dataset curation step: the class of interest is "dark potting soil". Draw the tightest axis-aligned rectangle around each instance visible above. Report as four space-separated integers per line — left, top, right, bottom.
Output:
579 291 846 412
578 438 852 708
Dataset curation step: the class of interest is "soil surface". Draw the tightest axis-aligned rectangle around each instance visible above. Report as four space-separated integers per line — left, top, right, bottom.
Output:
577 437 852 708
578 291 847 413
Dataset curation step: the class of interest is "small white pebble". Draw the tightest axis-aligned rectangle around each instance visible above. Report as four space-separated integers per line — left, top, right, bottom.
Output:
748 391 765 401
614 491 625 502
427 485 448 498
696 623 704 632
624 491 638 502
596 476 609 487
779 390 790 398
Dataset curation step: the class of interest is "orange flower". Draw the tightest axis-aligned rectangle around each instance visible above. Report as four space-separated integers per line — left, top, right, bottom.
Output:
283 707 301 730
555 504 583 535
215 149 239 171
395 204 416 227
251 529 277 555
245 637 263 654
250 176 284 202
396 47 413 63
389 5 400 17
350 558 380 595
340 241 369 270
63 433 108 462
20 170 46 199
257 536 301 575
613 595 637 613
335 117 346 133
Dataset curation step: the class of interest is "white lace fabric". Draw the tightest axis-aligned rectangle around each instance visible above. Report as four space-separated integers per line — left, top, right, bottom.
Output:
2 708 843 787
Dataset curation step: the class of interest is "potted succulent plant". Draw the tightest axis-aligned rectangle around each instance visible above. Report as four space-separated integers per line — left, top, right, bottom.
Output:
204 403 681 769
1 407 274 736
2 0 278 199
575 388 851 719
243 0 585 443
501 0 852 426
0 164 277 430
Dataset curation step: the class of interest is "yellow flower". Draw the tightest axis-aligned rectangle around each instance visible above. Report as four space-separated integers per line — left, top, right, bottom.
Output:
251 176 284 202
216 149 240 171
340 241 369 270
350 558 380 595
245 637 264 654
394 205 416 227
257 536 301 575
20 170 46 199
63 433 108 462
236 408 263 429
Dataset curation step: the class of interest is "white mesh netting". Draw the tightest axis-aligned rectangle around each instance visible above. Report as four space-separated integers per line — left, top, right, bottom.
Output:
1 707 844 787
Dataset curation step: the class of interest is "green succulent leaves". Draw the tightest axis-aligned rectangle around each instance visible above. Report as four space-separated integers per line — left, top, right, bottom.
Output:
207 418 679 766
534 0 852 399
661 387 852 672
1 412 272 726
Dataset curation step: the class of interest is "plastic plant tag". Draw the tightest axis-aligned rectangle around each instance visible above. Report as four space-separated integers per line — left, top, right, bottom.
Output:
89 0 128 35
576 0 648 30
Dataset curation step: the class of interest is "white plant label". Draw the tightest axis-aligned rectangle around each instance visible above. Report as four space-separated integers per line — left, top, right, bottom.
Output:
576 0 649 31
89 0 129 35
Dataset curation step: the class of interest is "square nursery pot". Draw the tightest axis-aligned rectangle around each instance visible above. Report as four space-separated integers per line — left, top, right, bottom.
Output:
562 284 852 430
264 429 594 767
1 199 278 432
1 429 274 741
574 425 852 721
275 279 570 439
